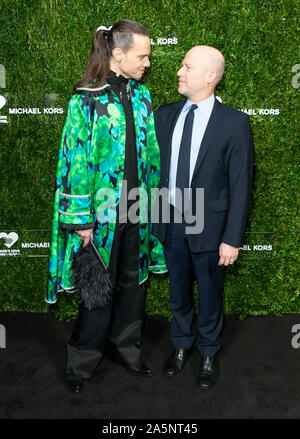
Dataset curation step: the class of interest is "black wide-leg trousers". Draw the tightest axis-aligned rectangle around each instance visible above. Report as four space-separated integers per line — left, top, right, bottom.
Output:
66 220 145 379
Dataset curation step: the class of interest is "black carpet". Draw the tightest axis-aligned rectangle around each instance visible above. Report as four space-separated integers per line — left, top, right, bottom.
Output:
0 311 299 420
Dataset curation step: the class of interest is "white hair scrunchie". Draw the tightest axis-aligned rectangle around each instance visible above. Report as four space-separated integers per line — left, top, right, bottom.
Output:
96 25 112 32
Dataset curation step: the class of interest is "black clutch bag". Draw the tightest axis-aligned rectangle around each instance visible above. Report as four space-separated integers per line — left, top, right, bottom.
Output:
72 239 112 310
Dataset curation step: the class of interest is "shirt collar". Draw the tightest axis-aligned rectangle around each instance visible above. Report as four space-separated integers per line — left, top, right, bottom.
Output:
184 93 215 115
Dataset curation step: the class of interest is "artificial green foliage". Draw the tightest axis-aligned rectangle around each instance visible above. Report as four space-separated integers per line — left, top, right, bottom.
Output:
0 0 299 321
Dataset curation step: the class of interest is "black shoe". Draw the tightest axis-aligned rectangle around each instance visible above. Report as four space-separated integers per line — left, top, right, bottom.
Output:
197 356 219 390
125 364 153 377
62 371 84 394
164 349 189 376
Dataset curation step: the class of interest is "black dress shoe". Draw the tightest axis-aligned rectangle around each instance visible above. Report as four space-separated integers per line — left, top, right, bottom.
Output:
197 356 219 390
164 349 189 376
125 364 153 377
62 371 84 394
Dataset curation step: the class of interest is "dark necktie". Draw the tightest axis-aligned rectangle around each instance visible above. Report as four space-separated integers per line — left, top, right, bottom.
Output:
175 104 198 212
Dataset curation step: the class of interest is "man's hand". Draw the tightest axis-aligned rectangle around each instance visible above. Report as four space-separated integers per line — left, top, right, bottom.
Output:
218 242 239 266
76 228 94 248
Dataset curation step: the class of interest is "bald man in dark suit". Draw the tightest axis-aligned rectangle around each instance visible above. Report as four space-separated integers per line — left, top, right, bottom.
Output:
153 46 254 390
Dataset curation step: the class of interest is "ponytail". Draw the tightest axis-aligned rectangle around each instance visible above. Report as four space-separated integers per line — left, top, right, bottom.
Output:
73 30 110 90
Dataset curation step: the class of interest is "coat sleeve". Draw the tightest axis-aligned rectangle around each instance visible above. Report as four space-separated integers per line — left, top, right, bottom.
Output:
144 92 167 274
222 115 254 247
55 94 95 230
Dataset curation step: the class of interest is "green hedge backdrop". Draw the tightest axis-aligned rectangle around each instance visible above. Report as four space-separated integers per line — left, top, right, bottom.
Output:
0 0 299 320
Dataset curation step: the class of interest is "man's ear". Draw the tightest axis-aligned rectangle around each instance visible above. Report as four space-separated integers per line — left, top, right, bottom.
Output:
207 70 217 84
111 47 124 62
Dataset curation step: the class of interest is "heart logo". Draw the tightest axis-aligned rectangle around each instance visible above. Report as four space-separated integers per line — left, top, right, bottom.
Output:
0 95 6 110
0 232 19 248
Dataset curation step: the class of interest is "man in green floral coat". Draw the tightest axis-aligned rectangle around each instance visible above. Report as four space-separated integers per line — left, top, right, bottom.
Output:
46 20 166 394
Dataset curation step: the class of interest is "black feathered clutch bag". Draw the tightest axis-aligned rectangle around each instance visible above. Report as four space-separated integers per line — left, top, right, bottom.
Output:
72 239 112 310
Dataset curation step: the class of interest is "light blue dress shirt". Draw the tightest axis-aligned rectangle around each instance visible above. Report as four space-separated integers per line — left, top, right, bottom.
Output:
169 93 215 206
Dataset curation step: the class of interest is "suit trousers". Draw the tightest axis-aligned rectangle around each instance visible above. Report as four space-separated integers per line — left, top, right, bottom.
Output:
163 206 224 357
66 219 145 379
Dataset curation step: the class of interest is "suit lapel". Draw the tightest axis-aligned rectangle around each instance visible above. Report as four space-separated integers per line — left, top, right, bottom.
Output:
191 98 226 182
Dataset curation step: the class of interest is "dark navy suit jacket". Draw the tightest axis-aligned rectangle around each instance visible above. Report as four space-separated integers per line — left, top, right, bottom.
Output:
152 98 254 252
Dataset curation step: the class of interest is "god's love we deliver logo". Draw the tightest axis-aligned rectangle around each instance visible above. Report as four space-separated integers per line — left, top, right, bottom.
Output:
0 231 50 257
0 95 5 110
0 232 20 255
0 95 7 123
